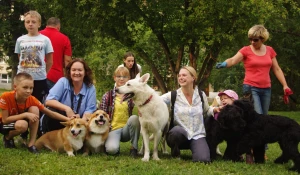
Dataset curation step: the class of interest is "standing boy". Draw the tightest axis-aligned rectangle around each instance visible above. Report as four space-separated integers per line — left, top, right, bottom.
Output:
40 17 72 89
14 10 53 103
0 73 70 153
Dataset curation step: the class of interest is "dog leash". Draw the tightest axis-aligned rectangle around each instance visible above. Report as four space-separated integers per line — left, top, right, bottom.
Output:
283 88 296 104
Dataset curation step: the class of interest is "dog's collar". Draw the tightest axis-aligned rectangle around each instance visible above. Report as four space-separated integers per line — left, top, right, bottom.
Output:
139 95 153 107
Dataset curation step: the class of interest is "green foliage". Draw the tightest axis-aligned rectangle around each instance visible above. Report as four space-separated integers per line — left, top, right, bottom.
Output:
1 0 299 107
84 37 128 99
0 0 29 75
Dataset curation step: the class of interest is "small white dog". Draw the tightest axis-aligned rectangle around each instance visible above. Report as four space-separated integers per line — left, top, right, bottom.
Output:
116 73 169 161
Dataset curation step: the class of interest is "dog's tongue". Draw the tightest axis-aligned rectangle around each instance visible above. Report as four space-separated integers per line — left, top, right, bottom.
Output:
120 94 127 104
98 121 104 125
72 133 79 137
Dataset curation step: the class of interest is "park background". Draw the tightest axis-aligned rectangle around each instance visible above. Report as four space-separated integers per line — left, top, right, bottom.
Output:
1 0 300 111
1 1 300 174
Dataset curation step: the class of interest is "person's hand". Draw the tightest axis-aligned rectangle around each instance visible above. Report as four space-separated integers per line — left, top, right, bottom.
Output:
65 107 76 118
216 62 227 69
213 106 224 113
283 87 293 104
25 112 39 122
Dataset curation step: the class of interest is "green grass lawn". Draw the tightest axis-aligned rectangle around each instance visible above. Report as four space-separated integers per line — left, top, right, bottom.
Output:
0 111 299 175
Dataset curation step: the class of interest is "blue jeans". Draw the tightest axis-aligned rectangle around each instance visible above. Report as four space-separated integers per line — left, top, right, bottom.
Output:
242 84 271 115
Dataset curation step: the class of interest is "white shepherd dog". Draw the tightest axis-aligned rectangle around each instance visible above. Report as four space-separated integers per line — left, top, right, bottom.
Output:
116 73 169 161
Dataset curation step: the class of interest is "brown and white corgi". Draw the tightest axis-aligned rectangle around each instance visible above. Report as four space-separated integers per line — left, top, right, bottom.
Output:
35 118 87 156
83 110 110 155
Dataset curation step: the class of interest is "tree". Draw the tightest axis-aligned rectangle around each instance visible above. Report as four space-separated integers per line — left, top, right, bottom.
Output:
0 0 29 88
11 0 300 107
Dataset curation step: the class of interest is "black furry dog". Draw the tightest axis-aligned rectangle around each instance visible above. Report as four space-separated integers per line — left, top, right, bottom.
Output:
218 99 300 172
204 106 245 161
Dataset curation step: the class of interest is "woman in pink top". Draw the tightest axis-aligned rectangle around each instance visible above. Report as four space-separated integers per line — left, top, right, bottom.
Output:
216 25 290 115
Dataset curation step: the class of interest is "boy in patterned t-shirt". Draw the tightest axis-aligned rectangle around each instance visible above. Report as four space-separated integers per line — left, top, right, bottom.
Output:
14 10 53 103
0 73 68 153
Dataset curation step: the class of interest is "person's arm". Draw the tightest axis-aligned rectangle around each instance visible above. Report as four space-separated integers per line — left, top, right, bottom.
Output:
45 99 76 118
271 57 290 91
1 109 39 124
202 92 214 117
64 55 72 68
45 78 77 118
83 86 97 114
216 52 244 68
160 92 171 106
99 92 109 113
42 107 71 121
45 52 53 73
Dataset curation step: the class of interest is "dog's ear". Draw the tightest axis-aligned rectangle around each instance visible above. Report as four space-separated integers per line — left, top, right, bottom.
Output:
85 113 93 122
135 73 141 79
103 111 109 119
60 121 69 126
139 73 150 83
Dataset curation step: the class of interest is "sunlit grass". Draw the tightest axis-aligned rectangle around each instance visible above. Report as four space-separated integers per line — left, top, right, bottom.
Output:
0 111 299 175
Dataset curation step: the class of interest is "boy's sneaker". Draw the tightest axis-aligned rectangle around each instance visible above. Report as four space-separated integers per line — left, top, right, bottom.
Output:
3 136 16 148
28 145 39 154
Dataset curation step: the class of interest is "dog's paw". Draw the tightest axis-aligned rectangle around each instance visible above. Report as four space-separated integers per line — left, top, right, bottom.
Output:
82 152 89 156
152 156 160 161
138 150 144 155
141 157 150 162
162 151 169 155
67 151 75 157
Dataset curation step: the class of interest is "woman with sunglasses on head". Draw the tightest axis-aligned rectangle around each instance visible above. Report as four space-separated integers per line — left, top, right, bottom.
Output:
216 25 291 162
216 24 291 116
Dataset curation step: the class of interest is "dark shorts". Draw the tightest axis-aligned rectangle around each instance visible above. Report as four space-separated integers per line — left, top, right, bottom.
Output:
41 107 67 133
0 120 29 136
0 122 15 135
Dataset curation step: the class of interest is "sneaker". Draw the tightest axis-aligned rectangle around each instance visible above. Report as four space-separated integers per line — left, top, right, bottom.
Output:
28 145 39 154
171 145 180 158
246 154 254 164
3 136 16 148
130 148 138 158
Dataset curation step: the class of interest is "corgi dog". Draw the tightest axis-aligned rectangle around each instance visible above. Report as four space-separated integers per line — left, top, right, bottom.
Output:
83 110 110 155
35 118 87 156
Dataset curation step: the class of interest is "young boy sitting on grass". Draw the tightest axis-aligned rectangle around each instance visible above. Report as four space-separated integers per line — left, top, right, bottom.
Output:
0 72 69 154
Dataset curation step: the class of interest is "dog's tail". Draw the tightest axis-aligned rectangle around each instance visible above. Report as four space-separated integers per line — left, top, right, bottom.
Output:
162 122 169 138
